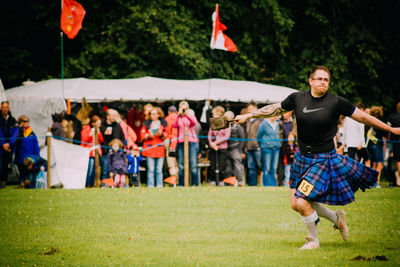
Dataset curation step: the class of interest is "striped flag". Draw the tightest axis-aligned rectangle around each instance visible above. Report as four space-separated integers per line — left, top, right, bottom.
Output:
210 4 237 52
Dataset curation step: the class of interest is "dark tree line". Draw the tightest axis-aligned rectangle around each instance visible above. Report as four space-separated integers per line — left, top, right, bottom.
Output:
1 0 399 111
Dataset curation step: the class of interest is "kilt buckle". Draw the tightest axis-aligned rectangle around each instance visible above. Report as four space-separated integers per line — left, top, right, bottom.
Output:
305 145 312 154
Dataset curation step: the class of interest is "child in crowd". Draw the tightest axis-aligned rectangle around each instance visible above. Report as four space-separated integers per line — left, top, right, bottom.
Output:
208 106 231 186
127 147 143 187
108 139 128 188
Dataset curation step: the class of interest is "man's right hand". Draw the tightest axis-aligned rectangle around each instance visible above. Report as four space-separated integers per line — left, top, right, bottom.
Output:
234 113 252 124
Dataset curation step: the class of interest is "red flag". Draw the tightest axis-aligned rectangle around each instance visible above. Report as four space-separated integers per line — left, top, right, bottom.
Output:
61 0 86 39
210 4 237 52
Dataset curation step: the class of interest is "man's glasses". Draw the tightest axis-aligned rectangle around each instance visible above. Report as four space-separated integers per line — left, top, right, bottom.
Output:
311 77 330 82
22 120 29 122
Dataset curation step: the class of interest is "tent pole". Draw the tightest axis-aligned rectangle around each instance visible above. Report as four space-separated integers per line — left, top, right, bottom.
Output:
60 31 65 99
46 128 52 189
208 49 213 99
60 0 65 100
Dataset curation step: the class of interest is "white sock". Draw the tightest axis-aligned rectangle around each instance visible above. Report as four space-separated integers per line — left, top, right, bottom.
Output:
312 202 337 224
302 211 319 242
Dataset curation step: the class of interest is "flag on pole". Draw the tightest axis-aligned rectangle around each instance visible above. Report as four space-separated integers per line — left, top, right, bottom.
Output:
210 4 237 52
61 0 86 39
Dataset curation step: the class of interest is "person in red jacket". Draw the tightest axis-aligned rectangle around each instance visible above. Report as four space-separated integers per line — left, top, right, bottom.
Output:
81 115 104 187
140 107 168 187
164 106 178 153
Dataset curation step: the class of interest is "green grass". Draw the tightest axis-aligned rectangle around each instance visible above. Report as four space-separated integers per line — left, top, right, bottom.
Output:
0 186 399 266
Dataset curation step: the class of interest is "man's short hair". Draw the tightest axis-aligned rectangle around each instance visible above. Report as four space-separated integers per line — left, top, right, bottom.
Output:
168 106 177 112
310 66 331 79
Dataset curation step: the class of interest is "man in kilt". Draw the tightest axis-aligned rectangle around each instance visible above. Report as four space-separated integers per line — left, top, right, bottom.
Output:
235 66 400 249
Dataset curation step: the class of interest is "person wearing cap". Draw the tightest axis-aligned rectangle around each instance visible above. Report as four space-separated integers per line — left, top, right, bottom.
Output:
235 65 400 249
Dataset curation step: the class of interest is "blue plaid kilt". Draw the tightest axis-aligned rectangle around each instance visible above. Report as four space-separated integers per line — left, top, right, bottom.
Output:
289 149 378 206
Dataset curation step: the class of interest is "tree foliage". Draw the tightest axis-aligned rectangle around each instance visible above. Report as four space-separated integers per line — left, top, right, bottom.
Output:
1 0 399 111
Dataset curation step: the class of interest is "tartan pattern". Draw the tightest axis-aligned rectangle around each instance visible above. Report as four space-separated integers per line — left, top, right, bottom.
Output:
289 149 378 205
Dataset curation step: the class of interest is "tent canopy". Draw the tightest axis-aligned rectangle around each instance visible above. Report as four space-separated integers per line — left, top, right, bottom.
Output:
5 77 297 146
6 76 297 103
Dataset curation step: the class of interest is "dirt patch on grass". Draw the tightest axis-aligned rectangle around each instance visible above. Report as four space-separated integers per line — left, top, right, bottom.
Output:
351 255 389 261
39 247 60 255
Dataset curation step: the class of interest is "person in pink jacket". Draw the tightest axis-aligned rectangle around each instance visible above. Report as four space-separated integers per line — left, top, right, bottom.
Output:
208 106 231 186
173 101 200 186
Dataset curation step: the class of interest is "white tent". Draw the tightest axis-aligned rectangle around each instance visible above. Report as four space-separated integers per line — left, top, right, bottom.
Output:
5 77 297 144
0 79 6 103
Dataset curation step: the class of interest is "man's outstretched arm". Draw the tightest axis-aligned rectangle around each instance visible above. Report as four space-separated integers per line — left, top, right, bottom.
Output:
351 108 400 136
234 103 288 124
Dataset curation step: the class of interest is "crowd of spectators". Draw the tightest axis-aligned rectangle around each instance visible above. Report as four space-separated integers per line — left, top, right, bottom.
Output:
0 101 46 188
1 99 400 189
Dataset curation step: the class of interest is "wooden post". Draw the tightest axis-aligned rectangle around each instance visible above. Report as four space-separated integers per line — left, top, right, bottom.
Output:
184 126 189 187
46 128 52 189
94 125 101 187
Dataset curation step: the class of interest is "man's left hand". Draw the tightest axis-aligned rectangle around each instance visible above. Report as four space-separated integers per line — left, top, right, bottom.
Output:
392 127 400 136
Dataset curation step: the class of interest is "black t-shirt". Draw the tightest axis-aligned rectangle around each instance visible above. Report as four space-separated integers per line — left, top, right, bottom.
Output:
281 91 355 146
387 113 400 141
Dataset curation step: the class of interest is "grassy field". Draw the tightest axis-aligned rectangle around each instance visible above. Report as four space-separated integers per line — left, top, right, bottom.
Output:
0 186 399 266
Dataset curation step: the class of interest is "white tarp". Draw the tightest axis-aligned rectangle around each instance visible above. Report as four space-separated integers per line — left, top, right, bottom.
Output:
0 79 6 102
5 77 297 146
6 76 297 103
43 138 89 189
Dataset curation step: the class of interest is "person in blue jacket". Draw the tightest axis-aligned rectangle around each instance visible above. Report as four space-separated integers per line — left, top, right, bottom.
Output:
127 147 143 187
257 116 281 186
13 115 40 187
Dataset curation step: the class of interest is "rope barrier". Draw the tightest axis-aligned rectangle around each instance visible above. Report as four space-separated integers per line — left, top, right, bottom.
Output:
2 134 399 154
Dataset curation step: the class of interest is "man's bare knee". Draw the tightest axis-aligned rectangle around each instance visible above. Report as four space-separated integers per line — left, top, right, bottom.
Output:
290 200 299 212
296 198 314 216
289 188 298 210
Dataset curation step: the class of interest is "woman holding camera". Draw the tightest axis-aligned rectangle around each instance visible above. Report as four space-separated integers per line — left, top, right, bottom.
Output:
173 101 200 186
